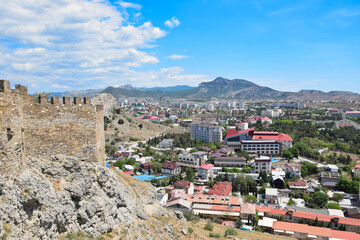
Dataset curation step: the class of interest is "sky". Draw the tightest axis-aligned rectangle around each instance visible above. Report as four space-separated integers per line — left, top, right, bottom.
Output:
0 0 359 93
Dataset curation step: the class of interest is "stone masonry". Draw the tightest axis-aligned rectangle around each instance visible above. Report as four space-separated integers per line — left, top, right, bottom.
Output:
0 80 105 175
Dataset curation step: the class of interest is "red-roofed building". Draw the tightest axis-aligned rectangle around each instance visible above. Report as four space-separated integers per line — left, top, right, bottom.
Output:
123 171 135 176
285 163 301 178
197 164 214 181
140 162 153 174
173 180 194 194
289 179 307 191
208 182 232 196
161 162 181 176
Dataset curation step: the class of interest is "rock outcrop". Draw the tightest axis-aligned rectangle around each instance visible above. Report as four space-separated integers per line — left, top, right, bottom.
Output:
91 93 117 118
0 155 170 239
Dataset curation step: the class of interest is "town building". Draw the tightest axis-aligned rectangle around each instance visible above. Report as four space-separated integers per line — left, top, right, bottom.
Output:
177 151 208 168
285 163 301 178
265 188 278 204
235 122 248 130
158 139 174 149
345 111 360 118
190 122 222 144
161 162 181 175
208 181 232 196
197 164 214 181
254 156 272 174
321 171 340 189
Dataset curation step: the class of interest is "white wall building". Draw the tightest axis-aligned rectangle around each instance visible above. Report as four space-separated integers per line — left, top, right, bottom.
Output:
190 122 222 144
178 151 208 168
254 156 272 174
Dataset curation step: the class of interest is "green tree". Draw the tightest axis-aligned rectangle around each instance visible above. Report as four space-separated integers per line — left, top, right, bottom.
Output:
242 166 251 173
235 219 243 229
309 191 329 208
243 195 257 203
327 202 341 210
185 167 194 182
332 193 343 203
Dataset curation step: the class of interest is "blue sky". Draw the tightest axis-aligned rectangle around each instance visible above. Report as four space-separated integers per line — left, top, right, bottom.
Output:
0 0 359 93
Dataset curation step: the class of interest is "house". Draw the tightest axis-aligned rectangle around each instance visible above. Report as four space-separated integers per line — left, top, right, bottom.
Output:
236 122 248 130
140 162 153 174
197 164 214 181
345 208 360 219
254 156 272 174
353 162 360 175
173 180 194 194
214 156 246 167
161 162 181 175
177 151 208 168
321 171 340 189
285 163 301 178
272 175 285 189
123 171 135 176
265 188 278 204
288 179 307 191
208 181 232 196
323 164 339 173
158 139 174 149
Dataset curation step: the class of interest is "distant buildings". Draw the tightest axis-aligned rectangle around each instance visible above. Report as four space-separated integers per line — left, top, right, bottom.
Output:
284 163 301 178
321 171 340 189
224 128 293 155
158 139 174 149
190 122 222 143
345 111 360 118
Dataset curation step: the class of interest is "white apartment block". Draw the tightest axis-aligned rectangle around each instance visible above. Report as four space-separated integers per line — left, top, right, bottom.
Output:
254 156 272 174
241 140 281 156
190 122 222 144
177 151 208 168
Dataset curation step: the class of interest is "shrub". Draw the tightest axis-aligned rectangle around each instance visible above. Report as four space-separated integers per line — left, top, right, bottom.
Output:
209 233 220 238
183 210 199 222
327 202 341 210
188 227 194 234
204 221 214 231
224 228 237 236
235 219 243 229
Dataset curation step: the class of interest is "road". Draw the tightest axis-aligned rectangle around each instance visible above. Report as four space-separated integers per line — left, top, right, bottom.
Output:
293 156 325 168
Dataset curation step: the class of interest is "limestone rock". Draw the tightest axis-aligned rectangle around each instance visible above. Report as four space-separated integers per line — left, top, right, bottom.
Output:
0 154 159 239
174 210 187 222
181 228 188 236
91 93 117 118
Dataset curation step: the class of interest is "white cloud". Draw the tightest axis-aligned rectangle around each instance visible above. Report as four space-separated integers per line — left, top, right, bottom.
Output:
164 17 180 28
118 1 142 10
0 0 205 91
166 54 188 60
51 84 71 89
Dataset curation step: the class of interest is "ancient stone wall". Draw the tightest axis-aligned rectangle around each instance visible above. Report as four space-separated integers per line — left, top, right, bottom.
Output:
0 80 105 174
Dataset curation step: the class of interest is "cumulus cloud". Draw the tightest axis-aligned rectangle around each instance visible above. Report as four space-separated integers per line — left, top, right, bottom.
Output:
118 1 142 10
164 17 180 28
0 0 205 91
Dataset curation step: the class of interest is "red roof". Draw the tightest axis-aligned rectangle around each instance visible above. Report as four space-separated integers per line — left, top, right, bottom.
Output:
174 180 193 189
162 161 179 170
289 179 306 187
225 128 254 138
252 133 293 141
198 164 214 170
253 131 278 135
208 182 232 196
123 171 134 175
235 122 247 125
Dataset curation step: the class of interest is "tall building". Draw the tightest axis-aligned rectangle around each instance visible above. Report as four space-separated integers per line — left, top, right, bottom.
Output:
190 122 222 143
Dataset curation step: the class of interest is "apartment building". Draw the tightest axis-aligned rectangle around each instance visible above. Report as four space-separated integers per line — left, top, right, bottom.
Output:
178 151 208 168
254 156 272 174
190 122 222 144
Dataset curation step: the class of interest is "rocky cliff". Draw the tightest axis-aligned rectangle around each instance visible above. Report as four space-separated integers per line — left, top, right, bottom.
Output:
0 155 185 239
91 93 117 118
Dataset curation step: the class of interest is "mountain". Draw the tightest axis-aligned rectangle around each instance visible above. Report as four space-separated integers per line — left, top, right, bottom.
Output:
139 85 195 92
68 77 359 101
50 89 103 97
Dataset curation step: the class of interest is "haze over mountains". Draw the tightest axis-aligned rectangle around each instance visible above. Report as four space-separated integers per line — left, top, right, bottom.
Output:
53 77 360 101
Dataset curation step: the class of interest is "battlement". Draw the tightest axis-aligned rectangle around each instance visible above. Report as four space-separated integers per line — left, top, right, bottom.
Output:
0 80 105 173
0 80 11 94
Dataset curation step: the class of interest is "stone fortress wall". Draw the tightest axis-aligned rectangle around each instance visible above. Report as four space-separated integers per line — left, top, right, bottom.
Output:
0 80 105 175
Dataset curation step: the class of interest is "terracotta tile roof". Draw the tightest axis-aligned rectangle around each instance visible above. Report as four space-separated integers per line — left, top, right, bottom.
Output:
252 133 293 141
208 181 232 196
174 180 192 189
240 203 256 214
161 161 179 170
198 164 214 170
289 179 306 187
183 194 241 206
272 221 360 240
